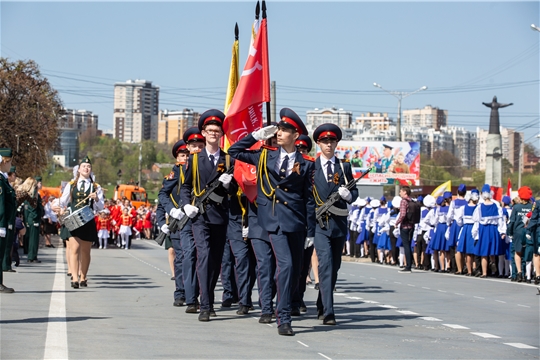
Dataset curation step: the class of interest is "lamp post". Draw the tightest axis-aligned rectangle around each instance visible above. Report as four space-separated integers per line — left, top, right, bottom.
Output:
138 143 143 186
531 24 540 32
373 83 428 141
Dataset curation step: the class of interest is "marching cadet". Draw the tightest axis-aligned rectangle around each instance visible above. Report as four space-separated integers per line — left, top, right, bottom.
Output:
157 138 191 306
310 124 358 325
180 110 237 322
158 129 204 310
228 108 316 336
0 148 16 292
24 176 44 263
292 134 315 315
507 186 533 282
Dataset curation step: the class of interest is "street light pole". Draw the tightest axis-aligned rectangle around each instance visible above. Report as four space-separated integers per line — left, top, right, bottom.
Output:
138 143 142 186
531 24 540 32
373 83 428 141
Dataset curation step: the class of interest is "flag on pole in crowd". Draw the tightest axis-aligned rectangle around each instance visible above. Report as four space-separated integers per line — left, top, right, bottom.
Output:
506 178 512 197
431 180 451 198
222 0 271 202
222 23 240 151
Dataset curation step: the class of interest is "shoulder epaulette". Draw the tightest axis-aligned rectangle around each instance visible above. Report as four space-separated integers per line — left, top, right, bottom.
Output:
302 154 315 162
262 145 278 151
343 159 350 163
69 179 75 185
94 182 100 188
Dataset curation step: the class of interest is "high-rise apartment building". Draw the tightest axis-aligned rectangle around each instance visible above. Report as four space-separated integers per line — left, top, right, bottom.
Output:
55 108 98 167
306 107 352 132
58 108 98 134
403 105 448 130
113 79 159 142
354 112 393 131
476 126 523 171
157 109 200 144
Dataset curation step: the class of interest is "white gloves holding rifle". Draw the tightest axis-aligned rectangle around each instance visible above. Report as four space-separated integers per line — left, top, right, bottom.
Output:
169 207 184 220
304 236 314 249
338 186 352 202
183 204 199 219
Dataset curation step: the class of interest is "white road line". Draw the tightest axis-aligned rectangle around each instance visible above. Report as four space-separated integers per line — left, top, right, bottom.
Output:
363 300 379 304
503 343 538 349
297 341 309 348
335 293 346 296
422 287 430 289
318 353 332 360
437 290 446 293
349 273 355 276
347 296 363 300
407 284 415 287
443 324 469 329
518 304 530 308
495 300 506 303
267 324 273 327
470 332 501 339
420 317 442 321
473 296 484 299
370 277 376 280
394 282 401 284
377 305 398 309
396 310 419 315
127 252 171 277
455 293 464 296
44 248 68 360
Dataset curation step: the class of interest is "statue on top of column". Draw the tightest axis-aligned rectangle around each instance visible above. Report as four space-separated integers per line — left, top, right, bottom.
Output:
482 96 513 134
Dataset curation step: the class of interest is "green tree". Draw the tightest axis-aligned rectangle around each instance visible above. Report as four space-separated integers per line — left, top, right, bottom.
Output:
502 158 513 180
432 150 462 178
0 58 63 178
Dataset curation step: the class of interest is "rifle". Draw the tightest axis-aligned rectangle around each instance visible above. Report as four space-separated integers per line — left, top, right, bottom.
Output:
315 167 372 229
154 166 234 245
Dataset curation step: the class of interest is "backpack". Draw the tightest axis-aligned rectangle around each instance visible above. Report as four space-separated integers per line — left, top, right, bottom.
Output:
406 199 421 224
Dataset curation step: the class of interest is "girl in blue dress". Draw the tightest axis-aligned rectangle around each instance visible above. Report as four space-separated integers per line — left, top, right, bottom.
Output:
471 184 507 278
431 195 450 272
456 189 479 276
447 184 468 274
375 197 389 263
355 199 371 258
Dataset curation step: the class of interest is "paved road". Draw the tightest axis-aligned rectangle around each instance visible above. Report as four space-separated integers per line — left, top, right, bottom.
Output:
1 236 538 359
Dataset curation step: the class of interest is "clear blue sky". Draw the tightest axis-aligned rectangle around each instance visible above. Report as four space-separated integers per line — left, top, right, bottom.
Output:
2 1 539 144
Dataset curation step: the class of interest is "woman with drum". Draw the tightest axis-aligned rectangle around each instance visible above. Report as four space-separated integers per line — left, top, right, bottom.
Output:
56 156 104 288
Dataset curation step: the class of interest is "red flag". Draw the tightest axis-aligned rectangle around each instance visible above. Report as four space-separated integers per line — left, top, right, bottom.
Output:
490 186 503 202
223 15 270 202
506 178 512 197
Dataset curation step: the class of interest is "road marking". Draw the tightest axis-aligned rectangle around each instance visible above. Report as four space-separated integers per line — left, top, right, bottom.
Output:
297 341 309 347
349 273 355 276
518 304 530 308
127 252 171 277
267 324 273 327
407 284 415 287
420 317 442 321
370 277 376 280
443 324 469 329
347 296 363 300
377 305 397 309
474 296 484 299
44 248 68 360
437 290 446 293
470 332 501 339
455 293 464 296
363 300 379 304
396 310 419 315
394 282 401 284
495 300 506 303
422 287 430 290
335 293 346 296
318 353 332 360
503 343 538 349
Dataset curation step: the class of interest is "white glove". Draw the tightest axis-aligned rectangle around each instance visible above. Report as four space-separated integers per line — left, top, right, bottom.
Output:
393 228 400 238
0 228 5 237
219 173 233 189
304 236 314 249
183 204 199 219
252 125 278 141
525 233 531 240
338 186 352 202
161 224 170 234
33 223 40 227
242 226 249 238
169 207 185 220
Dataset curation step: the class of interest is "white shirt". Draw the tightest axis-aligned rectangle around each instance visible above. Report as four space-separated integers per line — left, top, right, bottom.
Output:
275 148 297 177
207 149 220 166
59 179 104 212
319 154 336 180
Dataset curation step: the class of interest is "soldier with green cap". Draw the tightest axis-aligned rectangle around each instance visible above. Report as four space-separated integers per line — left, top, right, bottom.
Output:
24 175 44 263
0 148 17 292
7 166 16 184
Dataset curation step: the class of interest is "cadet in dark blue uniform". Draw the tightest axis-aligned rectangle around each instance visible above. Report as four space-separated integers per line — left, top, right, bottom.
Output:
180 110 237 322
158 127 204 313
157 139 190 307
228 108 316 336
292 134 315 315
311 124 358 325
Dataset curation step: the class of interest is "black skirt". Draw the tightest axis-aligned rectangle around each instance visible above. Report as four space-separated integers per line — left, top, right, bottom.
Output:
61 219 98 243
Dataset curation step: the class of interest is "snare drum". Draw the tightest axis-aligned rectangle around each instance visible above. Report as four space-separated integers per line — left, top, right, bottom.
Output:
63 206 95 231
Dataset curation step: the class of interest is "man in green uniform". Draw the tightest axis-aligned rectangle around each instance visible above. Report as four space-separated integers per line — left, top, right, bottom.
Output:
0 148 17 292
25 176 43 263
2 165 17 272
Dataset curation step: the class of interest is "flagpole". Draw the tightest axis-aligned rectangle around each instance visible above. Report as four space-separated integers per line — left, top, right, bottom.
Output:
262 0 271 126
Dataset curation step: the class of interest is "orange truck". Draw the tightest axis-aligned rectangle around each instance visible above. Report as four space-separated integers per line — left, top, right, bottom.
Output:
39 186 62 200
114 184 150 209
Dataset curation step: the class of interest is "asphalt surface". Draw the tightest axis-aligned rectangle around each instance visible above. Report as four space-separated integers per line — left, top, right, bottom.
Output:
1 235 538 359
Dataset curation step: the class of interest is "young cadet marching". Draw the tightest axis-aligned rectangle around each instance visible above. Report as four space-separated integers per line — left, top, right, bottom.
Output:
228 108 316 336
180 110 237 322
0 148 17 293
24 176 44 263
311 124 358 325
157 138 190 307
